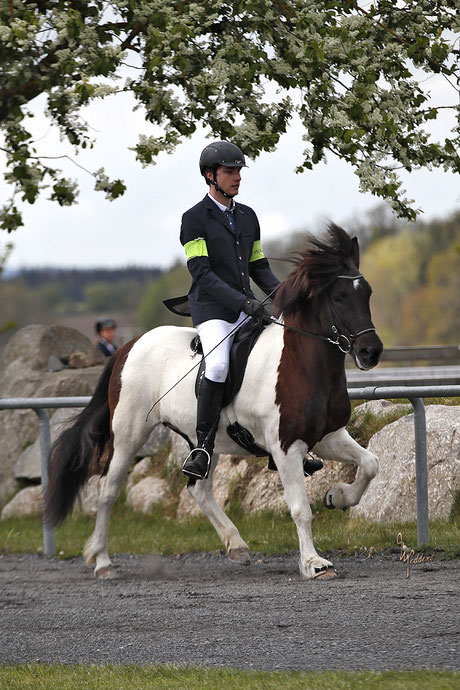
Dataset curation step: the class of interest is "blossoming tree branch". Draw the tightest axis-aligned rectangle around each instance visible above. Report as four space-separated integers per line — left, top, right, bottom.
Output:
1 0 459 232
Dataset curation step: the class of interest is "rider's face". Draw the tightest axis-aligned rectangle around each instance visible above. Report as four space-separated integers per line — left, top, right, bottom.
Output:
208 165 242 198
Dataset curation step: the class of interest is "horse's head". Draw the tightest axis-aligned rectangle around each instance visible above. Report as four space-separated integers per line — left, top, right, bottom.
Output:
274 223 383 371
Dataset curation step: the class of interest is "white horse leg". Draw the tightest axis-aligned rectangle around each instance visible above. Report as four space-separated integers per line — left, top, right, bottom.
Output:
187 453 250 563
274 444 335 580
83 445 134 578
313 427 378 510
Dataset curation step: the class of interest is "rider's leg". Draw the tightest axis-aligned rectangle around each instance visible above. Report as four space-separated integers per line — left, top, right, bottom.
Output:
182 314 246 480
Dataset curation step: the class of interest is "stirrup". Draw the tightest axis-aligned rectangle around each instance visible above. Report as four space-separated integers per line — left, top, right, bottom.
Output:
182 447 212 480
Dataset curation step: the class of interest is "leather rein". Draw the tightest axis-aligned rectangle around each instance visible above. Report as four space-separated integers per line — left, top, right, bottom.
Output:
269 274 376 354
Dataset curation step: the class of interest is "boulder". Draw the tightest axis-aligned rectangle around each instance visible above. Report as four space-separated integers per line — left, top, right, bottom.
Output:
176 455 249 520
78 476 100 518
241 467 287 514
349 399 411 426
166 432 191 469
0 324 105 505
1 475 100 520
126 476 171 514
126 457 155 493
1 323 104 372
240 457 357 514
137 424 172 458
351 405 460 522
1 486 43 520
14 407 81 481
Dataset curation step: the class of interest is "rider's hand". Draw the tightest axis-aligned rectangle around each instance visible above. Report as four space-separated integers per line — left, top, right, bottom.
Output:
241 297 265 319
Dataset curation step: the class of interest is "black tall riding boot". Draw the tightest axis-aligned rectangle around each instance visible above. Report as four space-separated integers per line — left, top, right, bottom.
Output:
182 378 225 480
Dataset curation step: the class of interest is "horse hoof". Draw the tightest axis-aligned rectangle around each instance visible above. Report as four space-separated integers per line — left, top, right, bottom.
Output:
228 548 251 564
95 566 112 580
323 491 335 510
314 566 337 580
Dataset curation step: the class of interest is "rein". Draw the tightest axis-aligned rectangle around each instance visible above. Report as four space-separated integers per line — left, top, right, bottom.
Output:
269 318 376 354
269 274 376 354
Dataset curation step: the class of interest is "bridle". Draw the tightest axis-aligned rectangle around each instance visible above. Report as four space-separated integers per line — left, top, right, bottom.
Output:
269 274 376 354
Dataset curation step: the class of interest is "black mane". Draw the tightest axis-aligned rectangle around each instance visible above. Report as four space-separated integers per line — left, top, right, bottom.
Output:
274 223 359 318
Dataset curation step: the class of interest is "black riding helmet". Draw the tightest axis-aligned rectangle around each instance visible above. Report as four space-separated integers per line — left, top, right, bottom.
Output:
199 141 247 198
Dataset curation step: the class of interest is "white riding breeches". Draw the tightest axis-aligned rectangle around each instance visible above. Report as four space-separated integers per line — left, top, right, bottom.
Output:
196 312 248 383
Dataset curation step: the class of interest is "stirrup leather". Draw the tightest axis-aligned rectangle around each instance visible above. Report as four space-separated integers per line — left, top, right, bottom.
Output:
182 447 212 480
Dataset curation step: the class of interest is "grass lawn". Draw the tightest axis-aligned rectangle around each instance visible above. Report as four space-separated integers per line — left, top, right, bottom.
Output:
1 496 459 560
0 666 459 690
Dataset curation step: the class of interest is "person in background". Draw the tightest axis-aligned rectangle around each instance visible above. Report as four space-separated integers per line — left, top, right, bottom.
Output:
95 317 118 357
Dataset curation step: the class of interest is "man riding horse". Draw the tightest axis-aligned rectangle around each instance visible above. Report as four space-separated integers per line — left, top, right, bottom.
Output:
180 141 280 480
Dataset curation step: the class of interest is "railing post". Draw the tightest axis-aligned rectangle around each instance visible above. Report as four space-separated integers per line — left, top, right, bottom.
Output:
409 398 429 546
34 408 55 556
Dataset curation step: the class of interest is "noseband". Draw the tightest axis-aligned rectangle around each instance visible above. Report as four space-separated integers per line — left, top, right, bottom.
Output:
270 273 376 354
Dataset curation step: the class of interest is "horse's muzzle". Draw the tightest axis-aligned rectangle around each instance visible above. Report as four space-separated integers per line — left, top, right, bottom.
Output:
354 333 383 370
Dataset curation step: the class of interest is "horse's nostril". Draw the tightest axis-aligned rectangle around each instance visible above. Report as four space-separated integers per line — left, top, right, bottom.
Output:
359 346 382 363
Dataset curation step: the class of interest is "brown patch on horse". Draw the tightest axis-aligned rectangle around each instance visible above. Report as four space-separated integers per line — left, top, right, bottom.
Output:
275 317 351 453
273 225 360 454
99 337 140 476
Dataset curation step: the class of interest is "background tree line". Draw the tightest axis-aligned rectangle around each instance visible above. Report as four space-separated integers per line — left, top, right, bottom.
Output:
1 205 459 346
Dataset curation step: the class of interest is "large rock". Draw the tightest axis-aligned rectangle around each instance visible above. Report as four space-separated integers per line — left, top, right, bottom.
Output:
0 324 104 505
137 424 172 458
1 323 104 371
126 457 156 494
14 407 81 481
1 486 43 520
241 467 287 514
167 432 191 469
1 475 100 520
176 455 249 520
78 476 100 518
349 399 411 427
351 405 460 522
126 476 171 514
240 457 356 514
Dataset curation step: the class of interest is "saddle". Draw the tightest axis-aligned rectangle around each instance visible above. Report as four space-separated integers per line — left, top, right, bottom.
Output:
191 317 274 462
192 316 264 408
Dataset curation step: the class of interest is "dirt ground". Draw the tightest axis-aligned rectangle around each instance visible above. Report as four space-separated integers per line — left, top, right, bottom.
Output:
0 551 458 671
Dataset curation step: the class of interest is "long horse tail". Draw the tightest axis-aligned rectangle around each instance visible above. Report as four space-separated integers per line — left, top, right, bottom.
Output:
44 353 118 527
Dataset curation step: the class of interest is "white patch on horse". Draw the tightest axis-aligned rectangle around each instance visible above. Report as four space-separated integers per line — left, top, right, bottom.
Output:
353 278 361 290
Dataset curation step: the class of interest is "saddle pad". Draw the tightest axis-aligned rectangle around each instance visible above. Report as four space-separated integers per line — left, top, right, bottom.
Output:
193 317 265 408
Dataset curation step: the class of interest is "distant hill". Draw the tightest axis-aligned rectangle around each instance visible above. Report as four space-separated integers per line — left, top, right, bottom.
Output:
4 266 162 302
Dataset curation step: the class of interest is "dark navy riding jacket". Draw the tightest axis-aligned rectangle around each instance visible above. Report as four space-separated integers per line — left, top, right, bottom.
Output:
180 195 280 325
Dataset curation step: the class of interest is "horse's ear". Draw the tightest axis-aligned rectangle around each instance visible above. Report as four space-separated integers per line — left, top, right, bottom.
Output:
351 236 360 268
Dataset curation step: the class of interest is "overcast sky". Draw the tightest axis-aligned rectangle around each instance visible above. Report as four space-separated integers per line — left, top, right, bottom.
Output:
2 74 459 271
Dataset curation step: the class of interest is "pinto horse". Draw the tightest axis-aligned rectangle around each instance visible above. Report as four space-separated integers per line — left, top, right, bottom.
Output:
45 224 382 580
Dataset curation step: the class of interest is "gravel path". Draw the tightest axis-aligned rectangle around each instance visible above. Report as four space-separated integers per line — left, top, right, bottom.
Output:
0 551 458 670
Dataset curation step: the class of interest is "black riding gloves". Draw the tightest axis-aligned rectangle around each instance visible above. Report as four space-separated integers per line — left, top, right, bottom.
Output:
241 297 265 318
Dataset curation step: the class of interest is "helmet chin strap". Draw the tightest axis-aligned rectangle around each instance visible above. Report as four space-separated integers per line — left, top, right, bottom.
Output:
209 174 236 199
